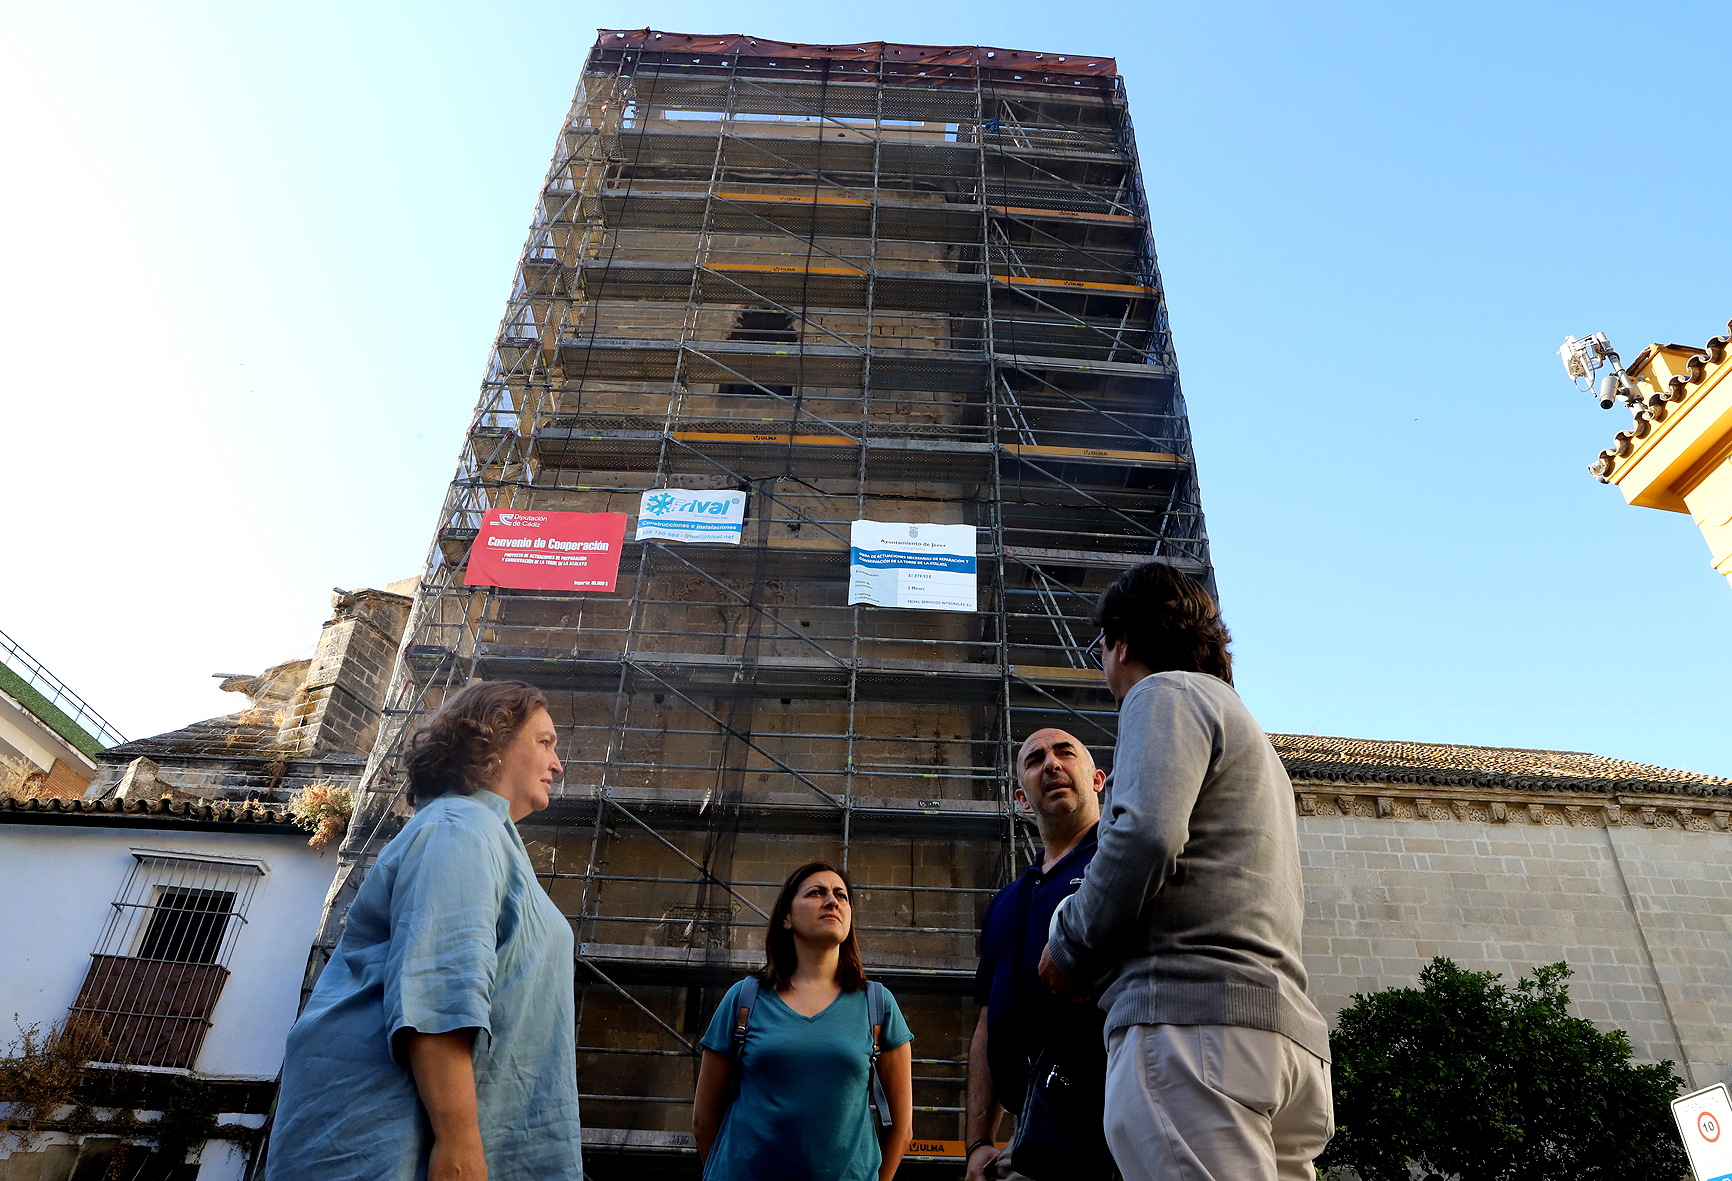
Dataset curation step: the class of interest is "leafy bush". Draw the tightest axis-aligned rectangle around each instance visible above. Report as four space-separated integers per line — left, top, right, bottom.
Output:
1319 958 1689 1181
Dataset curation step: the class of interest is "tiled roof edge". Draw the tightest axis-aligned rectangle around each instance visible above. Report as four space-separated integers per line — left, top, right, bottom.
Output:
1281 760 1732 797
1592 318 1732 481
94 747 366 767
0 795 298 827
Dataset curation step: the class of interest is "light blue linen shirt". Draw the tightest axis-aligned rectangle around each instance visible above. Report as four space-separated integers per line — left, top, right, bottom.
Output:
267 790 582 1180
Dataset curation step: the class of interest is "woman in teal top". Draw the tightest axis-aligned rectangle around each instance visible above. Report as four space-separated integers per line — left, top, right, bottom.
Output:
692 862 914 1181
267 681 583 1180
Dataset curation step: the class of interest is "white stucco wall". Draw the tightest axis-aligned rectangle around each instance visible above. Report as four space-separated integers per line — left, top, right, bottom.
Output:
0 821 337 1079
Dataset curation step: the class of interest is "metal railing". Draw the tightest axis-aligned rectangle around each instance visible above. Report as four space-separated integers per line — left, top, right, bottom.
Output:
0 627 127 748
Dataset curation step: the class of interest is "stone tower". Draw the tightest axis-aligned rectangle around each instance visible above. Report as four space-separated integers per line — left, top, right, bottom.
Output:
324 31 1212 1173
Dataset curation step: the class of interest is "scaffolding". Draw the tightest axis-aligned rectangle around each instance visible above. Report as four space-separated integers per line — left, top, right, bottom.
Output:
320 30 1212 1177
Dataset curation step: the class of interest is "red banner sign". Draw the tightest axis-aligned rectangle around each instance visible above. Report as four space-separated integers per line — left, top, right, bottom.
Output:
464 509 628 592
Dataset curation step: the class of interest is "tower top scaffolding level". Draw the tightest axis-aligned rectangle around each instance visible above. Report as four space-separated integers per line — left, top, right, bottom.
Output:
595 29 1119 78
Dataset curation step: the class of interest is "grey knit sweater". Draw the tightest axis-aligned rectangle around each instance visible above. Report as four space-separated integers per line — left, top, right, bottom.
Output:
1046 670 1330 1061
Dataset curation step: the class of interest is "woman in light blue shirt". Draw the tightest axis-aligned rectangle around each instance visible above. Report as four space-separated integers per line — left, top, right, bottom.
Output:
692 861 914 1181
266 681 582 1181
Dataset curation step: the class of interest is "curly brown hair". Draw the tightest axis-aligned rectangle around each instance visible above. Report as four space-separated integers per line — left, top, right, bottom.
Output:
1092 562 1233 684
403 681 549 805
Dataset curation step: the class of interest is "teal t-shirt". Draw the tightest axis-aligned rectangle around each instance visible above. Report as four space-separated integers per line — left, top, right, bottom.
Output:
700 980 912 1181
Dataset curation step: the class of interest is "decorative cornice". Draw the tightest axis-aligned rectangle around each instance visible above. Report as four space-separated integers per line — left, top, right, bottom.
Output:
1295 782 1730 834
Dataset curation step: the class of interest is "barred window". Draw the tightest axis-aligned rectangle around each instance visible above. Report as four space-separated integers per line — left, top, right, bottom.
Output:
135 887 237 964
69 850 265 1069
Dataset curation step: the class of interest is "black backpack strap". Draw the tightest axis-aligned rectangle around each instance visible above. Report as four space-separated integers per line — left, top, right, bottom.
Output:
867 980 892 1127
725 977 760 1106
732 977 760 1055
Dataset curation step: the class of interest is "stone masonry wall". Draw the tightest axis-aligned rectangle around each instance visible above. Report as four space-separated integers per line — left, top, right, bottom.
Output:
1297 800 1732 1091
85 751 366 804
278 589 412 757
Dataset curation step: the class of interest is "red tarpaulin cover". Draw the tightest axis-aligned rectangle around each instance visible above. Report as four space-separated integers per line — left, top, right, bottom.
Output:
594 29 1117 77
465 509 628 592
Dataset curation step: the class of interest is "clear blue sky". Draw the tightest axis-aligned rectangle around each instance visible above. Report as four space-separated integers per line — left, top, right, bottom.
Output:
4 0 1728 774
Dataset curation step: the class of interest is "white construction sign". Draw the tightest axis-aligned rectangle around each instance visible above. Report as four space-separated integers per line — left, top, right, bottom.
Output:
848 520 977 612
1674 1083 1732 1181
636 489 747 544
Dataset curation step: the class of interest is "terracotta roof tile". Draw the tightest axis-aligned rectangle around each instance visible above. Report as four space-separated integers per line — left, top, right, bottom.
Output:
1271 733 1732 796
1592 318 1732 481
0 794 297 827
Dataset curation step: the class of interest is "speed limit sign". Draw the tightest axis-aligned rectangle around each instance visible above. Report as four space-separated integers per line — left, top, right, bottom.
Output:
1673 1083 1732 1181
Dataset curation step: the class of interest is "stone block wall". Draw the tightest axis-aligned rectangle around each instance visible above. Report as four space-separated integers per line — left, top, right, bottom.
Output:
87 751 366 804
1296 792 1732 1091
277 589 412 757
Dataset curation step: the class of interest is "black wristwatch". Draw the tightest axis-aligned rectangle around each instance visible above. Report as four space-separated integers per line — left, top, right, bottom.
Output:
966 1139 997 1158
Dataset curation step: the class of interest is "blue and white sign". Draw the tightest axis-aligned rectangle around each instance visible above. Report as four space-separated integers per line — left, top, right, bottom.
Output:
848 520 977 612
636 489 747 544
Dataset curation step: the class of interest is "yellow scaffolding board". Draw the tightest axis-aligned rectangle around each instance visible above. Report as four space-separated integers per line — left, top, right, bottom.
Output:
1004 443 1182 464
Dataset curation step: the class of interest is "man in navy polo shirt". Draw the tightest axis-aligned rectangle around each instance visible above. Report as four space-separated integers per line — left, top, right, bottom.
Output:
965 728 1113 1181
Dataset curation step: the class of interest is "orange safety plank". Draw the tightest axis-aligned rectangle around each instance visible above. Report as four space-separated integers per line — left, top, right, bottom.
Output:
993 273 1156 296
715 191 872 208
1004 443 1182 464
992 204 1138 226
905 1139 1006 1160
1012 664 1103 682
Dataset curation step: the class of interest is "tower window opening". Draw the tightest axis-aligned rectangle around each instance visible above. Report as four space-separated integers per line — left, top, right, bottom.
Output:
728 307 797 343
723 307 797 396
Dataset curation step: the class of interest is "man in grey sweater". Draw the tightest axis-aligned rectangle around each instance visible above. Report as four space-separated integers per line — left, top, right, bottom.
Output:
1039 563 1333 1181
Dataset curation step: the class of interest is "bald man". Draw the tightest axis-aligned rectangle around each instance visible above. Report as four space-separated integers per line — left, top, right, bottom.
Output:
964 729 1114 1181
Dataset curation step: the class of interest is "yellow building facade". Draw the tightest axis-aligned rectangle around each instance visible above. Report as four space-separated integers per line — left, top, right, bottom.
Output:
1590 320 1732 587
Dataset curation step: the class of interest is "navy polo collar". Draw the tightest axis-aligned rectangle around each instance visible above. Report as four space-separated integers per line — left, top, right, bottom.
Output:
1027 821 1099 883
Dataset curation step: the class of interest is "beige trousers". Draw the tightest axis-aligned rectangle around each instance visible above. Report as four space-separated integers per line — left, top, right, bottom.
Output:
1103 1024 1333 1181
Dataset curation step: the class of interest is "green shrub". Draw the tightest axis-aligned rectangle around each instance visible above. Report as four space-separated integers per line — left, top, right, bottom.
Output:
1319 958 1689 1181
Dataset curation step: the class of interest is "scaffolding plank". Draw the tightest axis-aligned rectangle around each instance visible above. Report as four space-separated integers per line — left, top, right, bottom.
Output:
1003 442 1182 466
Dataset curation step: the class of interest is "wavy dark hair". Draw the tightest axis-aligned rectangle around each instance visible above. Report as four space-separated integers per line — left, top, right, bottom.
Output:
1092 562 1233 684
403 680 549 805
760 861 868 994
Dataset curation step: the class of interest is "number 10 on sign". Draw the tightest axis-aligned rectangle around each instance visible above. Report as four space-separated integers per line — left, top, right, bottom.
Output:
1673 1083 1732 1181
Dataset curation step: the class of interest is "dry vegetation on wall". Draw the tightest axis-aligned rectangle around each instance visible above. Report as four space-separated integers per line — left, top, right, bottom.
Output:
288 782 352 852
232 707 285 729
0 1015 117 1142
0 751 49 801
0 1017 225 1177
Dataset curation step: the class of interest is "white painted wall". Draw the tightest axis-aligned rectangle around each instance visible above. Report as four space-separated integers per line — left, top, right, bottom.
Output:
0 822 337 1079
